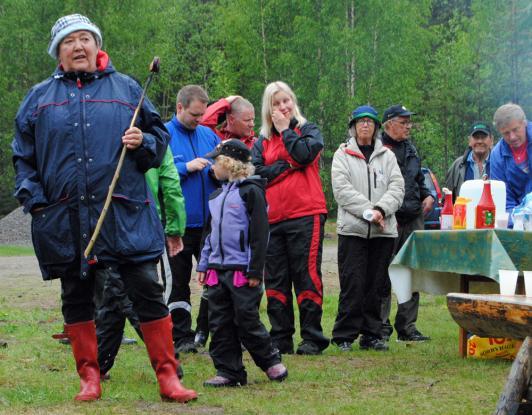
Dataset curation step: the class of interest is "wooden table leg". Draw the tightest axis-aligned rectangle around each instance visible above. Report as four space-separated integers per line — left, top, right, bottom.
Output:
459 275 470 358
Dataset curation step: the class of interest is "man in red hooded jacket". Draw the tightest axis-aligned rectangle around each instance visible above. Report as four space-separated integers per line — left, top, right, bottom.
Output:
201 95 256 149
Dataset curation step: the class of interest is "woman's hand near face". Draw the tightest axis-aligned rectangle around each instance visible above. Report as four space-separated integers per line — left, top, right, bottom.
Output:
271 109 290 133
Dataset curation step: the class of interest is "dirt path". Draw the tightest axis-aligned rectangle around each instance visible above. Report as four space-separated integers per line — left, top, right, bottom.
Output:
0 245 339 310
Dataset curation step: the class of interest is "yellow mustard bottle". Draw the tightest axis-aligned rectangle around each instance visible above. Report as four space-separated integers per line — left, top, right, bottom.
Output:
452 197 472 229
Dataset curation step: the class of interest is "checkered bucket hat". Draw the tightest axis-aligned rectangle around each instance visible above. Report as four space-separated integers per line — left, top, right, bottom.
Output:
48 14 102 59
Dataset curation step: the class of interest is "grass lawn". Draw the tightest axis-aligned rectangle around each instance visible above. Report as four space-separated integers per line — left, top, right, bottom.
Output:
0 286 510 414
0 246 34 256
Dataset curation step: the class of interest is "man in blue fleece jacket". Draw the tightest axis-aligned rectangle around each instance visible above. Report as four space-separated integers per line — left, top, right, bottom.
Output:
166 85 220 353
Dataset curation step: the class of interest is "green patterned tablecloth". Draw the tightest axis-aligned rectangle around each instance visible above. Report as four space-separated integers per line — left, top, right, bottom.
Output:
392 230 532 282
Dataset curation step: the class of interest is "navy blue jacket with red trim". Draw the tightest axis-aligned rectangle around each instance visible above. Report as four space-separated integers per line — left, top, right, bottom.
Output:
12 51 168 279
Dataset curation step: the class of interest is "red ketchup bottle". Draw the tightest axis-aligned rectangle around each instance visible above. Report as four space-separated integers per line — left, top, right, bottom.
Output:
475 180 496 229
440 191 453 230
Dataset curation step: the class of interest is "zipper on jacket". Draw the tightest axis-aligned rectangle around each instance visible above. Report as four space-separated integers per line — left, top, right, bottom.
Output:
187 132 207 224
75 73 92 243
366 164 372 239
218 183 231 263
374 171 377 189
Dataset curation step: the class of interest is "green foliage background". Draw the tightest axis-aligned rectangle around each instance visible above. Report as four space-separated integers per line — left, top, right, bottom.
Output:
1 0 531 216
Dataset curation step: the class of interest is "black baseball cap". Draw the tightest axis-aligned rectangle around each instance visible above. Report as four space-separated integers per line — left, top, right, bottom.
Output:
382 104 416 123
469 121 492 136
205 139 251 163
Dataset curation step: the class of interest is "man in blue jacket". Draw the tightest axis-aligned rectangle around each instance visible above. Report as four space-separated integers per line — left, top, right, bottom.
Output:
491 103 532 220
11 14 196 403
166 85 220 353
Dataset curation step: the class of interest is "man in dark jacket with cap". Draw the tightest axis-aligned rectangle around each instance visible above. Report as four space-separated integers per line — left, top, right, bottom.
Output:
380 104 434 342
445 122 493 201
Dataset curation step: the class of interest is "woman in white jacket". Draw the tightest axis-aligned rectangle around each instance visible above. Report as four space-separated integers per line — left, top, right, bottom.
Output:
331 105 404 352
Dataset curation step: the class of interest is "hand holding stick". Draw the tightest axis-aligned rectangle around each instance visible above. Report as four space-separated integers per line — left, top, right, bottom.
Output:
84 57 160 259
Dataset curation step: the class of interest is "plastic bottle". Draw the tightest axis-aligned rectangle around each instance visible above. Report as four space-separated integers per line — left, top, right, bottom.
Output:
475 180 496 229
452 197 471 229
440 191 453 230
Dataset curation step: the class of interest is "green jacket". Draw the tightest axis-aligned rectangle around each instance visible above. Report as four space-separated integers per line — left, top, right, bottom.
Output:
145 147 186 237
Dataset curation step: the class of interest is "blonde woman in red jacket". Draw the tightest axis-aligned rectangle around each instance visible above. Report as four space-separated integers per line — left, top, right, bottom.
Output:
251 81 329 355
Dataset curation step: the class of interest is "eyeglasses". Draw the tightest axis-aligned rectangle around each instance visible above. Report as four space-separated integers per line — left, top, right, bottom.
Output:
393 120 413 127
356 118 375 126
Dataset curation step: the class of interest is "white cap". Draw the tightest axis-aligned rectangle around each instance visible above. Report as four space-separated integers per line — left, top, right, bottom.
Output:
48 14 102 59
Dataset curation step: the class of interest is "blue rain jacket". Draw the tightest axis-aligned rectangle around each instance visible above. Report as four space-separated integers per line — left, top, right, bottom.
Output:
12 53 168 280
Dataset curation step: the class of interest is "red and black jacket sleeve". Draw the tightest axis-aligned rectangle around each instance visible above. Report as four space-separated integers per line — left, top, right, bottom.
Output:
282 121 324 166
200 98 230 130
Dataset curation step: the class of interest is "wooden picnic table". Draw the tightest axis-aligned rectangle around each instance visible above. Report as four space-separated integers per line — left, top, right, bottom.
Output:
390 229 532 356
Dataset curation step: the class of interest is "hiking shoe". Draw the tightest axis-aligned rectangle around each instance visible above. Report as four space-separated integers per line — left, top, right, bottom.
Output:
266 363 288 381
296 341 321 355
121 336 137 345
203 375 245 387
397 329 431 342
175 341 198 354
194 331 208 348
359 335 389 351
335 341 353 352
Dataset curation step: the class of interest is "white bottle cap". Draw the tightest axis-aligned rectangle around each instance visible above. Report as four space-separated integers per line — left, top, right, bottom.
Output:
363 209 374 221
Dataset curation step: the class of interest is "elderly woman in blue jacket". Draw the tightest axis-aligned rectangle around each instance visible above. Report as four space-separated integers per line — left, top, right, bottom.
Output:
12 14 196 403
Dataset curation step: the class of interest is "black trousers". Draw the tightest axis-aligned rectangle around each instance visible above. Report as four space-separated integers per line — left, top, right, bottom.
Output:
332 235 395 343
60 261 167 325
264 214 329 352
94 267 144 374
208 270 280 383
167 227 208 346
381 214 424 336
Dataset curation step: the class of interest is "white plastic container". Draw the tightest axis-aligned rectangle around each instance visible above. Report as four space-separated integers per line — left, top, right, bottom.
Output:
458 180 506 229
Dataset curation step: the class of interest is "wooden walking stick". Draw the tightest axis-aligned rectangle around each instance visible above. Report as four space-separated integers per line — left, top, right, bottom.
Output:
84 57 161 259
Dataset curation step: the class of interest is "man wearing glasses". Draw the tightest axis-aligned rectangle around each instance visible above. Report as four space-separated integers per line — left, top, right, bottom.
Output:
380 104 434 342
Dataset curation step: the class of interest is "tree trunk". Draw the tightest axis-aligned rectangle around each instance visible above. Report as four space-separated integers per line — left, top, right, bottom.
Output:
345 0 355 98
494 337 531 415
260 0 268 84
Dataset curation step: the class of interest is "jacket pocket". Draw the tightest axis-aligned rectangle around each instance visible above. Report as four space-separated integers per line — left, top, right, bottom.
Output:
31 199 75 265
239 230 245 252
337 208 368 235
110 194 163 256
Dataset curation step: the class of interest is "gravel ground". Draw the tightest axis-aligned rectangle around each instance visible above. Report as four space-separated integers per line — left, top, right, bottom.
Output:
0 247 339 312
0 207 32 246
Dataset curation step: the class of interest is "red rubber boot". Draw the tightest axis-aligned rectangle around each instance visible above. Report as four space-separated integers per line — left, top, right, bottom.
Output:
64 320 102 401
140 315 197 402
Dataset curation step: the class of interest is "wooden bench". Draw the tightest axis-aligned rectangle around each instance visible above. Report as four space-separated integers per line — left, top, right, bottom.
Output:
447 293 532 415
